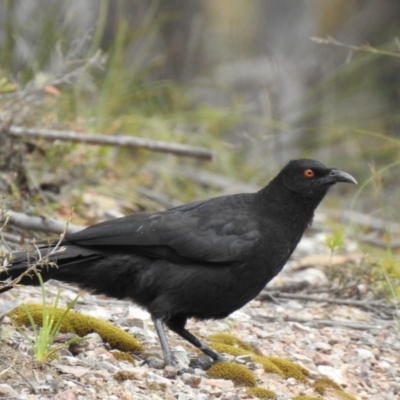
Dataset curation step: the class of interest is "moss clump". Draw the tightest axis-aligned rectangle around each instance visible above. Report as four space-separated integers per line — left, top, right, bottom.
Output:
264 357 309 382
246 387 276 399
208 333 260 354
332 389 357 400
252 355 286 378
208 343 308 383
292 397 323 400
332 390 357 400
111 350 135 364
207 362 257 387
9 304 142 352
313 376 357 399
313 376 342 395
210 342 252 357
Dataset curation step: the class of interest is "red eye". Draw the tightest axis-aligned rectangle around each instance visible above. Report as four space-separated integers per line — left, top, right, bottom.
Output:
304 169 315 178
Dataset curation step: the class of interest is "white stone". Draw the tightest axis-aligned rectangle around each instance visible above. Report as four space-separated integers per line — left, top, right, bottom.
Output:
317 365 345 385
357 348 375 361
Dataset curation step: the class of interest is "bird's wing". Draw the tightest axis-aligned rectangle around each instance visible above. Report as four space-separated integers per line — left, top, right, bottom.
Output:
66 196 261 263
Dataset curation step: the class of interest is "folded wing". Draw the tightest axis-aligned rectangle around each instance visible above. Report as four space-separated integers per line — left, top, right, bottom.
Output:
66 196 261 264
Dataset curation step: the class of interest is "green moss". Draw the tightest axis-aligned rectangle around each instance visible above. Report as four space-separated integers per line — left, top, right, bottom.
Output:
313 376 342 395
332 389 357 400
252 355 286 378
208 333 260 354
9 304 142 352
312 378 357 400
208 343 308 383
207 362 257 387
265 357 309 382
209 342 252 356
246 387 276 399
111 350 136 364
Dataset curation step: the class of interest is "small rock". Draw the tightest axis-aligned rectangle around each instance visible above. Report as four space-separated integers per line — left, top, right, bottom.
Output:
146 371 172 386
193 368 207 376
204 379 234 389
69 338 97 355
141 349 164 360
375 360 391 372
51 390 77 400
144 356 164 369
177 394 193 400
193 395 209 400
313 352 331 366
128 305 150 320
181 373 202 388
235 354 252 364
163 365 177 379
314 341 332 352
84 306 112 320
86 332 104 344
192 353 214 370
291 322 312 332
357 348 375 361
120 393 135 400
56 356 80 366
286 377 297 385
128 326 157 344
0 384 17 398
172 349 190 369
93 347 116 362
220 393 240 400
317 365 345 385
276 395 291 400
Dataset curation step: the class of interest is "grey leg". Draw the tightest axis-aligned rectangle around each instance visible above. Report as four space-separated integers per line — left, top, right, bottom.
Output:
167 319 225 362
152 316 174 366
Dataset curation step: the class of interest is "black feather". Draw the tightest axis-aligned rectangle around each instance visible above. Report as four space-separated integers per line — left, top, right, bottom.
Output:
0 159 356 366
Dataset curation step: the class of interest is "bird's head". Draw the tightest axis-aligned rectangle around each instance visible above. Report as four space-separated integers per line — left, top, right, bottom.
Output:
279 159 357 199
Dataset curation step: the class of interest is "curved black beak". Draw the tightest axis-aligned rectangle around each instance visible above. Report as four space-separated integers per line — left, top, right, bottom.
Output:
328 169 357 185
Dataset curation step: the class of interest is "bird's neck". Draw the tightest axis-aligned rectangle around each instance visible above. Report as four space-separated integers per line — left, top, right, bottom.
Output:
255 179 324 230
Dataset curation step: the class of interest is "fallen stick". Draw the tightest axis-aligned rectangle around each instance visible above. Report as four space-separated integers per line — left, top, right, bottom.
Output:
3 210 84 235
7 126 214 160
254 315 388 331
258 292 398 315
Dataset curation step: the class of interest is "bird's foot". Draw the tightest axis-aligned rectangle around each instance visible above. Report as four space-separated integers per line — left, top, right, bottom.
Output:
190 352 226 370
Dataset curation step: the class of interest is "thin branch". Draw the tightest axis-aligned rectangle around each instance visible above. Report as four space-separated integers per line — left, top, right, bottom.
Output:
258 292 398 315
0 233 68 293
7 126 214 160
253 315 388 331
3 210 84 235
311 36 400 58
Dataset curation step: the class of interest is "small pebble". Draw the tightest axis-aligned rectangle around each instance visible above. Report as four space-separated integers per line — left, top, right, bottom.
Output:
0 384 17 398
145 356 165 369
163 365 177 379
181 373 202 388
357 348 375 361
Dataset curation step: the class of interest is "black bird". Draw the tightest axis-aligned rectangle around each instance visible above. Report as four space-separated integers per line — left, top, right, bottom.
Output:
0 159 356 366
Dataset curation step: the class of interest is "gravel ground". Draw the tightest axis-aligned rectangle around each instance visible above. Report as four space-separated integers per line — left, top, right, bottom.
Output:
1 231 399 400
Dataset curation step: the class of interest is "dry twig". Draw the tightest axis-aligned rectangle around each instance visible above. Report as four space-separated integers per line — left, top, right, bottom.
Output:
258 292 398 315
3 210 84 235
7 126 214 160
0 357 37 394
254 315 388 331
